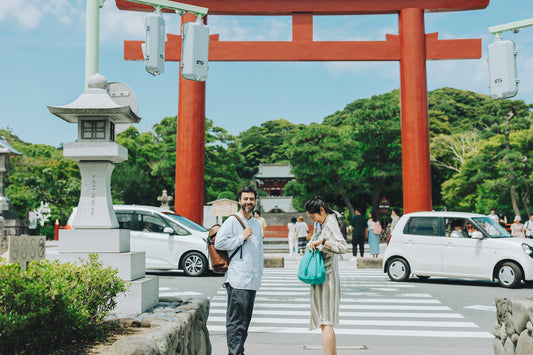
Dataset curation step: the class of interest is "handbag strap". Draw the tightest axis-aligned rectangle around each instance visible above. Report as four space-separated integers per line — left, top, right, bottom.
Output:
311 229 321 241
229 214 247 259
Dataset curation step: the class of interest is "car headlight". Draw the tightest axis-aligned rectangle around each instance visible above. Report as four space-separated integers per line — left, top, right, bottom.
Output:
522 243 533 257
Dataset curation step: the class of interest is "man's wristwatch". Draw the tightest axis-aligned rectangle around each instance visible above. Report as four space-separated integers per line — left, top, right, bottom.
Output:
321 239 326 246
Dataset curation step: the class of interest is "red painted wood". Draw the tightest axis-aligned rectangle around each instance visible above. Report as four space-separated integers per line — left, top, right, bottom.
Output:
399 8 432 213
116 0 489 222
124 34 481 61
116 0 489 15
174 13 206 224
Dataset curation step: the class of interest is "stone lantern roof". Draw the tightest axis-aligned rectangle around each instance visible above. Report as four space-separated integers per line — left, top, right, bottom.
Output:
47 73 141 124
0 137 21 156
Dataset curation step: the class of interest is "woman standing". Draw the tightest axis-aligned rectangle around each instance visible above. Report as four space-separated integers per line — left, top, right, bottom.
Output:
390 209 400 232
367 211 381 258
305 196 347 355
296 216 309 255
287 217 298 255
511 216 526 238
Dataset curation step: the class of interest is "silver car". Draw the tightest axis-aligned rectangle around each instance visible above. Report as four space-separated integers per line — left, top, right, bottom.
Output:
113 205 209 276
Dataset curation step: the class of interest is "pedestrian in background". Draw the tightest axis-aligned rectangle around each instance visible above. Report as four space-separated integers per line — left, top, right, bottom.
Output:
296 216 309 255
214 186 264 355
287 217 298 255
349 207 367 260
0 210 4 237
254 210 267 235
525 215 533 239
488 209 499 224
510 216 526 238
305 196 347 355
390 209 400 232
498 211 508 228
367 211 381 258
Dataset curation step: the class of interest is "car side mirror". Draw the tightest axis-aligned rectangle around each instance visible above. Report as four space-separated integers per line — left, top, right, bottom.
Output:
163 227 174 234
472 231 483 239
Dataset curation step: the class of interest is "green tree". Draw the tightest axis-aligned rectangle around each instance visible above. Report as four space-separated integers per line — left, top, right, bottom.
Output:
476 99 532 217
322 90 403 215
204 119 243 202
289 124 360 215
113 126 164 205
1 130 80 223
234 119 304 180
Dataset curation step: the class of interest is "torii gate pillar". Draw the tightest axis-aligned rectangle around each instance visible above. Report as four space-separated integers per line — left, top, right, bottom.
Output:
399 8 432 212
175 13 206 222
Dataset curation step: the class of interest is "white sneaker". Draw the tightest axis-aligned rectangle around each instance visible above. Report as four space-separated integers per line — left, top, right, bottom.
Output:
350 257 357 261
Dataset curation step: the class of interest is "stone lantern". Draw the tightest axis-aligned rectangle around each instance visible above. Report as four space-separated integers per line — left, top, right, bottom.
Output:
47 73 158 314
48 73 140 229
0 138 21 215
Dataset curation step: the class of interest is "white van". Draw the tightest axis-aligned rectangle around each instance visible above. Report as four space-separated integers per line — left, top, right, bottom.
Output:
68 205 210 276
383 211 533 288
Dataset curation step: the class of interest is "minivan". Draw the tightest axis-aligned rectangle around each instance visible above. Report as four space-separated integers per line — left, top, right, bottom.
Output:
383 211 533 288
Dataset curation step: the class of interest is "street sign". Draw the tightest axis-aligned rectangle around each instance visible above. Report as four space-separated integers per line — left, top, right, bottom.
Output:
7 235 46 270
379 197 390 213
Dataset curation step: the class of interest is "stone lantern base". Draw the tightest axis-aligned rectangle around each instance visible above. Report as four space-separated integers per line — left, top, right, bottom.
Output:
54 228 159 314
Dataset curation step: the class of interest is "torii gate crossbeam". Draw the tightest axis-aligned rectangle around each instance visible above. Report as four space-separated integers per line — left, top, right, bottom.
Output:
118 0 489 223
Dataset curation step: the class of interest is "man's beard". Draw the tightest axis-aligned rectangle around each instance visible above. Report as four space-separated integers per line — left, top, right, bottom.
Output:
241 203 255 213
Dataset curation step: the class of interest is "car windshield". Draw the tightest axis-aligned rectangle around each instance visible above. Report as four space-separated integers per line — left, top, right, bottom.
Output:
163 213 209 232
472 217 511 238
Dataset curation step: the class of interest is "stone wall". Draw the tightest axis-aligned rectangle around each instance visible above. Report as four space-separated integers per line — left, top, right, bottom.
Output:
494 296 533 355
104 296 211 355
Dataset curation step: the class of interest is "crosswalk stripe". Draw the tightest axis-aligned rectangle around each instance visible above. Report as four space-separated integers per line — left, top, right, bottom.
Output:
210 302 452 311
206 325 493 338
209 309 464 318
207 316 478 328
208 269 489 338
214 293 442 303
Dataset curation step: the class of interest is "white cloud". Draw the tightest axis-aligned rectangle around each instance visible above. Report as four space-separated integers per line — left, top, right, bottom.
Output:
100 2 146 42
0 0 82 29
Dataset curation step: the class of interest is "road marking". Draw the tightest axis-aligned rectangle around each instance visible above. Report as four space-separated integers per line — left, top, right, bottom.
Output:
206 326 493 338
208 316 477 328
211 301 452 311
208 269 489 338
464 305 497 311
209 309 464 318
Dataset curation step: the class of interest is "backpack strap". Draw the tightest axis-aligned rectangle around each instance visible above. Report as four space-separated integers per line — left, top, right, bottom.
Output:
229 214 247 259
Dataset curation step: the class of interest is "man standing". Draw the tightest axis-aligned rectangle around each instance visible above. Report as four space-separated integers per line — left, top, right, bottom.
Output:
349 208 367 260
215 186 264 355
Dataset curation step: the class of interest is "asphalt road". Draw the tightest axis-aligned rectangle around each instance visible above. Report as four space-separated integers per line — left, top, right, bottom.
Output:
148 254 532 354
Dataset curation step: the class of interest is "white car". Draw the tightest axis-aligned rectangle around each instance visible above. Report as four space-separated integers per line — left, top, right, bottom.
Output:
383 211 533 288
68 205 210 276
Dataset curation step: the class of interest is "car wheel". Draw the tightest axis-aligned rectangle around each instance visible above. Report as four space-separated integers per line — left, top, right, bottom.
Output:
387 258 410 282
182 251 207 277
497 262 522 288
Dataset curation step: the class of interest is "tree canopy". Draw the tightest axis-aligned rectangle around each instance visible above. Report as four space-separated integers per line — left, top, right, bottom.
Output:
2 86 532 228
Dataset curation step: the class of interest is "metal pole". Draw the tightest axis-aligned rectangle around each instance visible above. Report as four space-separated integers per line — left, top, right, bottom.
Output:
85 0 103 87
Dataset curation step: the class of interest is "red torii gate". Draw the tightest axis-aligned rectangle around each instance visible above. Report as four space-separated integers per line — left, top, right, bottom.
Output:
117 0 489 224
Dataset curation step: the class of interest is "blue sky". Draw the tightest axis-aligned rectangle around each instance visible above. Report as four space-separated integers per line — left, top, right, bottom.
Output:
1 0 532 147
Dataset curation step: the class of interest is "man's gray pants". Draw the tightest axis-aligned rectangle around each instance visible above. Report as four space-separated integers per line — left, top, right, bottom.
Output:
225 283 256 355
